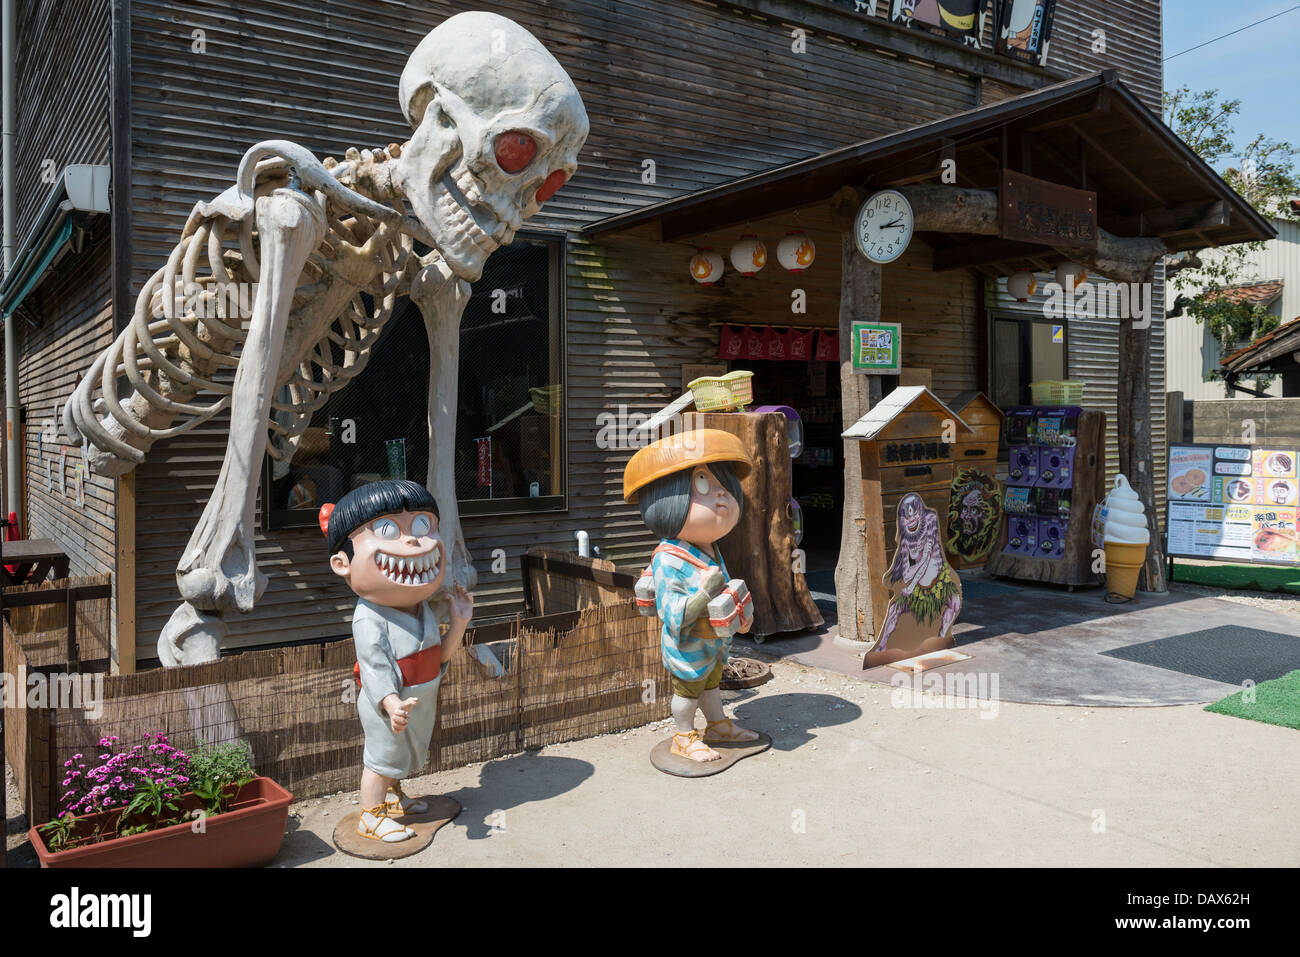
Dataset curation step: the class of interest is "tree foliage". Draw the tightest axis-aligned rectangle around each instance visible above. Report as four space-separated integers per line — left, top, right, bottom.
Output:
1162 87 1299 394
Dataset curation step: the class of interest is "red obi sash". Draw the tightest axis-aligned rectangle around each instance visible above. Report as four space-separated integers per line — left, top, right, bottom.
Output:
353 643 442 690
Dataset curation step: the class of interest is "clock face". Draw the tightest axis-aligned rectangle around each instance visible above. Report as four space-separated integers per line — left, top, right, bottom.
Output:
854 190 914 264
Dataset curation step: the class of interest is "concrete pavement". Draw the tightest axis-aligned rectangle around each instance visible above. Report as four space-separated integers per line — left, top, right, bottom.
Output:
277 657 1300 868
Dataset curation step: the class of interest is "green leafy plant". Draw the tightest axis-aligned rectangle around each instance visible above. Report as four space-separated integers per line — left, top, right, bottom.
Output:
37 814 76 854
187 739 257 817
1162 86 1300 396
117 777 184 837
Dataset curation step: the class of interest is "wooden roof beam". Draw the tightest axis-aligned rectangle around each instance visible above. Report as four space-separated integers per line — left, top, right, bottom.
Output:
1067 120 1166 207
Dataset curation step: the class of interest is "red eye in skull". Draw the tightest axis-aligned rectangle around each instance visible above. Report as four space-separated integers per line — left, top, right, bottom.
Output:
536 169 567 203
494 131 538 173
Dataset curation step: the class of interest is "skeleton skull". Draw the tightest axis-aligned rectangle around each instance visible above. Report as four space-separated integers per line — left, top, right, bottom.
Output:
394 12 590 281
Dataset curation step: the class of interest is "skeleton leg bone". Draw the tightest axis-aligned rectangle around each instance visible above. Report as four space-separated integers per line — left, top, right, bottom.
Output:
410 258 477 611
159 188 328 666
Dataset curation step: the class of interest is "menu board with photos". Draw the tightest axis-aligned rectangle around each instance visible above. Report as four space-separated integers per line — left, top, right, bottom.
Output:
1166 444 1300 565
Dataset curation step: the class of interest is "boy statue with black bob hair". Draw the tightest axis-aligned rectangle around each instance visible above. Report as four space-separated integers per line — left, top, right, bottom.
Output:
321 479 472 843
625 429 761 764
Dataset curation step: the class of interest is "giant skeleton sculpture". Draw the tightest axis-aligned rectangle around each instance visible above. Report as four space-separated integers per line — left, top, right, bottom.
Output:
62 12 590 665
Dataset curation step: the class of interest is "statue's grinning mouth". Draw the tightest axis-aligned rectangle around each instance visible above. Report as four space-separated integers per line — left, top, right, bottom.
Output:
437 166 503 255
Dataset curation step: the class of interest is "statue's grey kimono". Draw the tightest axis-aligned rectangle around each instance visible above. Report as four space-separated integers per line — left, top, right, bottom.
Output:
353 597 449 778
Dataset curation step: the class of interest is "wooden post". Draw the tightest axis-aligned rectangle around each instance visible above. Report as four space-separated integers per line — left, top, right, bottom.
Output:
1118 275 1168 593
831 187 884 642
114 471 136 674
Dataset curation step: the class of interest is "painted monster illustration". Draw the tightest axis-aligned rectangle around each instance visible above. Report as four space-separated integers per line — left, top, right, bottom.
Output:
878 493 962 652
945 468 1003 564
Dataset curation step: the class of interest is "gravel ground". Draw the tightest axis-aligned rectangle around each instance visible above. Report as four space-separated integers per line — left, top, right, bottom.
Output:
1168 580 1300 620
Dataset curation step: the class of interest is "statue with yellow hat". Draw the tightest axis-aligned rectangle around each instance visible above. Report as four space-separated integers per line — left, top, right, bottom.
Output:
625 428 768 771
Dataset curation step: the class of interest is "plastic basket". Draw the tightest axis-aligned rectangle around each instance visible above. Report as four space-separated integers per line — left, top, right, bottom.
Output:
689 370 754 412
1029 380 1084 406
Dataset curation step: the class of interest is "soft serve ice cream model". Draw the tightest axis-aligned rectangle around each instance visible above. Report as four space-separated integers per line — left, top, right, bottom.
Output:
1100 474 1150 599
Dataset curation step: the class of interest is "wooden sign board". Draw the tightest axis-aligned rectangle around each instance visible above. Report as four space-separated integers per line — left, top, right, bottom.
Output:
1000 169 1097 250
945 392 1005 569
843 386 974 645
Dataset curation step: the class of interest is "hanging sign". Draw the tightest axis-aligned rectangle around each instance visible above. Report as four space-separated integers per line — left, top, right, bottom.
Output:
1000 170 1097 249
889 0 995 49
850 321 902 375
814 328 839 362
475 437 493 490
996 0 1057 66
718 325 744 359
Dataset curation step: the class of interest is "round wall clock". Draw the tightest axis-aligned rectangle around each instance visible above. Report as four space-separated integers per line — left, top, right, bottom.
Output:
854 189 914 264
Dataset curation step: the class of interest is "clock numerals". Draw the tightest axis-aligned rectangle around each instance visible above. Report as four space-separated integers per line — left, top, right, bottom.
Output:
854 191 913 264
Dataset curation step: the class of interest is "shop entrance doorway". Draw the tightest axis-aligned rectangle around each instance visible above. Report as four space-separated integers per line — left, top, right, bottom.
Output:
728 357 843 579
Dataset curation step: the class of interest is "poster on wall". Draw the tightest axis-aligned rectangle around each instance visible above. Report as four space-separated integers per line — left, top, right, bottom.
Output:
1166 444 1300 565
889 0 994 47
851 321 902 375
997 0 1056 66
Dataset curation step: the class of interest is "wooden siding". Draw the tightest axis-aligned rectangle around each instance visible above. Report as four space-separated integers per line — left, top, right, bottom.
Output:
16 230 117 577
8 0 111 242
120 0 1162 659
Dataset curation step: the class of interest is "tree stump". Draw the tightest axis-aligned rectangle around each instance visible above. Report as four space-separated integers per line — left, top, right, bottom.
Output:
684 411 823 638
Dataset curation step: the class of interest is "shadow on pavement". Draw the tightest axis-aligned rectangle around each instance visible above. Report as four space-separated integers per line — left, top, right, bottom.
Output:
729 691 861 752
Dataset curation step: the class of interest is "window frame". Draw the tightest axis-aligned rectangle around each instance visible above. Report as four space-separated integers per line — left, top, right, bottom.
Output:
988 311 1070 411
262 228 569 532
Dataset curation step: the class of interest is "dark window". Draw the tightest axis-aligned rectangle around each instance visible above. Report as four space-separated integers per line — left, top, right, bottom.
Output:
264 233 566 529
990 314 1067 410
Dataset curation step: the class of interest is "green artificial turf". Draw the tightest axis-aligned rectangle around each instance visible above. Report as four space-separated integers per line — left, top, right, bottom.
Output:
1205 670 1300 731
1172 562 1300 595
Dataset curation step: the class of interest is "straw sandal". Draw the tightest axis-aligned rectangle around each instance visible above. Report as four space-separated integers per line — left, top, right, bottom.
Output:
385 785 428 817
703 718 759 743
670 729 720 763
357 804 416 843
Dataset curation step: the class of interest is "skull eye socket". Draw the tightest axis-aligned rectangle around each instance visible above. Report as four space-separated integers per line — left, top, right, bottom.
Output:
536 169 567 203
494 131 538 173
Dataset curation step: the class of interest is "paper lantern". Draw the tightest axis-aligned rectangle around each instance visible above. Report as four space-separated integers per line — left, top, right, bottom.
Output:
777 231 816 272
730 235 767 277
690 248 724 285
1055 261 1088 292
1007 271 1038 301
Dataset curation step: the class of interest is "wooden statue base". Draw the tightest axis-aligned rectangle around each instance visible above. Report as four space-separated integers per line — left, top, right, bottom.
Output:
650 731 772 777
331 795 461 860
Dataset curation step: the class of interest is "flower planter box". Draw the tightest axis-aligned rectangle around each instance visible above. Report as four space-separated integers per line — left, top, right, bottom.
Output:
29 777 293 868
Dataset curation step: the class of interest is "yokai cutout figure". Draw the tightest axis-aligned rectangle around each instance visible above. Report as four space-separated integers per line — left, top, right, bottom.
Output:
875 493 963 660
625 430 759 765
323 479 472 843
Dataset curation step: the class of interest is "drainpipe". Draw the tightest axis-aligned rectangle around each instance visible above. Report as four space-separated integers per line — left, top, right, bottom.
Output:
3 0 17 518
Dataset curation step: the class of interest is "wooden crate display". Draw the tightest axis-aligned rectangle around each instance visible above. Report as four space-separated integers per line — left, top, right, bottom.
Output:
842 387 973 640
944 392 1005 570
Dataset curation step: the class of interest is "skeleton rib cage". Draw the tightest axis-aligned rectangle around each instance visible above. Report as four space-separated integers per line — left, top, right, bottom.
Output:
65 144 430 475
